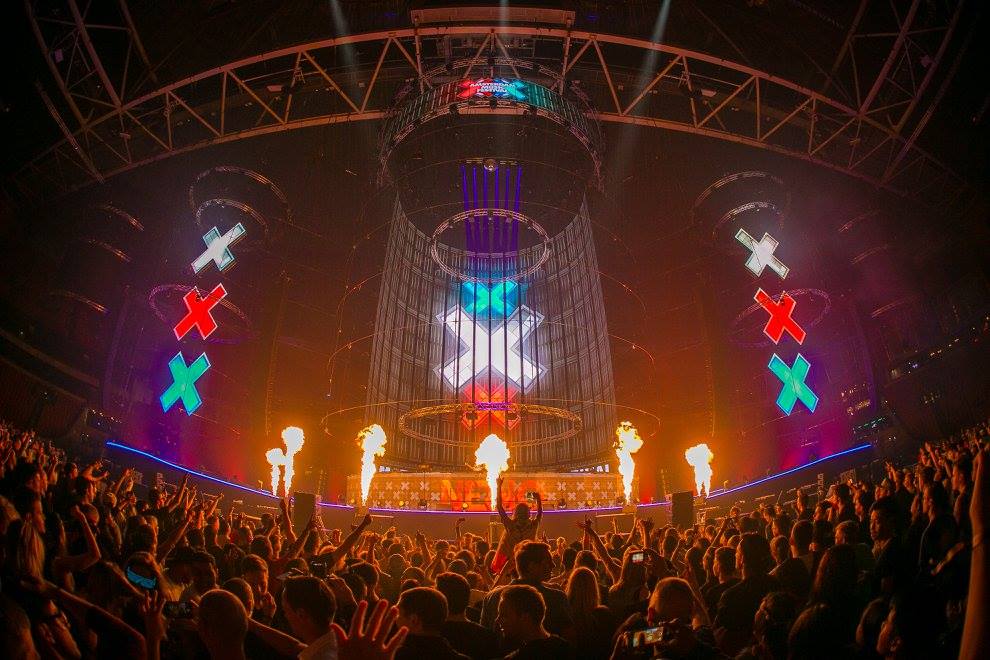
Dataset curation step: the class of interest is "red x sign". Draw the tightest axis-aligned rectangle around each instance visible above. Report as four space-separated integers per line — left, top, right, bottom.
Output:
173 284 227 341
755 288 806 345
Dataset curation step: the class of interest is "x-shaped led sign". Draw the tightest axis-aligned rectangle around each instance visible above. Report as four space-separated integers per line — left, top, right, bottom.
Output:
457 78 527 101
462 281 519 317
462 384 520 429
192 223 246 274
735 228 790 279
160 351 211 415
173 284 228 341
439 307 543 390
768 353 819 415
755 288 806 345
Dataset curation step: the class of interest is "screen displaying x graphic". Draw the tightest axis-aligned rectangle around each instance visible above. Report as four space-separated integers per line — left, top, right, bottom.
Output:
173 284 227 340
160 352 211 415
736 228 790 279
755 288 806 344
192 223 245 274
768 353 819 415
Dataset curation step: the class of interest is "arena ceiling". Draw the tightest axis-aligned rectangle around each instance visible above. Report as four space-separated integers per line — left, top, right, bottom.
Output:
2 0 987 212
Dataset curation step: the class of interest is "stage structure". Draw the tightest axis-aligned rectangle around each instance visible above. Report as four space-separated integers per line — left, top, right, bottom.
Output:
353 76 622 509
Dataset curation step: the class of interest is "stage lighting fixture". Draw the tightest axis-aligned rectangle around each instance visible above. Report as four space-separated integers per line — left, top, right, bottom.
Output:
461 502 469 510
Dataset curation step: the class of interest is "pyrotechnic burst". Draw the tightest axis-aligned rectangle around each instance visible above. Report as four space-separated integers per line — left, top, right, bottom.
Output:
684 443 715 496
357 424 388 505
474 433 510 508
615 421 644 502
264 426 306 496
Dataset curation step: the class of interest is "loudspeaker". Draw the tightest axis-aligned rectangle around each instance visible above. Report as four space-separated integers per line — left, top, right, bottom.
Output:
671 491 694 529
292 492 318 532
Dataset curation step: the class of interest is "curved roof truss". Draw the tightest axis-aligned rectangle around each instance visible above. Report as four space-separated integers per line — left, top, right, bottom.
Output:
10 24 974 211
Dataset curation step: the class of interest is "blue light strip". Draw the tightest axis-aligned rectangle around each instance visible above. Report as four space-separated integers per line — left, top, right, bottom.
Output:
702 443 872 501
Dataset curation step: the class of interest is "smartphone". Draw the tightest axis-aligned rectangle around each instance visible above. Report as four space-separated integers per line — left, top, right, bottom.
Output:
629 626 661 647
163 601 194 618
126 566 157 590
630 551 645 563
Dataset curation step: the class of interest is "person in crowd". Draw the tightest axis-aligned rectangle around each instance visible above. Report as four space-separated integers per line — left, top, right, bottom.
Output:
713 533 779 655
564 566 618 660
199 588 251 660
436 571 499 659
281 575 338 659
496 584 572 659
735 591 799 660
0 416 986 660
394 586 469 659
768 534 810 603
492 477 543 574
480 541 573 638
702 546 739 618
808 544 863 643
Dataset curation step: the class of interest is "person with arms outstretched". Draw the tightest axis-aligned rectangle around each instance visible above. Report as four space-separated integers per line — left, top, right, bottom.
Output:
491 476 542 574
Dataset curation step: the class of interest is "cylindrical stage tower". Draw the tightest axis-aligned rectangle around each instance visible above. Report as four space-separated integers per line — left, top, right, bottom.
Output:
366 195 616 472
346 75 628 510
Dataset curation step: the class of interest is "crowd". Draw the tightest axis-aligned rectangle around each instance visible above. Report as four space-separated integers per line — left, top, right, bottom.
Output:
0 415 987 660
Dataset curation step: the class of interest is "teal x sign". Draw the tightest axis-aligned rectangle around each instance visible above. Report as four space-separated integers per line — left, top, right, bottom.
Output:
160 351 211 415
768 353 819 415
462 281 519 316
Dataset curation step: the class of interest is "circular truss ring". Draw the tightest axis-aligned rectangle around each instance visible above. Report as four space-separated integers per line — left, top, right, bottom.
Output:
397 402 582 448
430 208 550 283
188 165 292 223
194 198 270 242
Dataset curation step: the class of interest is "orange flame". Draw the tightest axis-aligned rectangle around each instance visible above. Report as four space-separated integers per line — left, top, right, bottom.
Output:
615 421 644 502
474 433 510 508
264 426 305 496
357 424 387 505
684 443 714 496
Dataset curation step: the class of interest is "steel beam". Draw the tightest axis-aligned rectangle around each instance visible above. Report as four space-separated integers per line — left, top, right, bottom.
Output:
9 24 974 212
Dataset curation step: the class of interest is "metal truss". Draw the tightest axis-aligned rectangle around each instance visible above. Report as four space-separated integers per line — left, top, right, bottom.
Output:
25 0 158 126
822 0 971 186
11 24 975 212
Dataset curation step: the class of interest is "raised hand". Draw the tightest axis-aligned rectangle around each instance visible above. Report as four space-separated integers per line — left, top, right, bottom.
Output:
139 591 167 644
332 600 408 660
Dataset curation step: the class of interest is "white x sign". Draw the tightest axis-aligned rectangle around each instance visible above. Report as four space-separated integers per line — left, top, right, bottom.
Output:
439 306 544 390
735 228 789 279
192 223 246 274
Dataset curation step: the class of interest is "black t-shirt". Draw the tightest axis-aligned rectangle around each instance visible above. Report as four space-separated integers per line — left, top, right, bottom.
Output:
396 633 472 660
714 573 780 655
701 578 739 619
770 558 811 602
872 537 910 596
442 619 501 660
504 634 574 660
